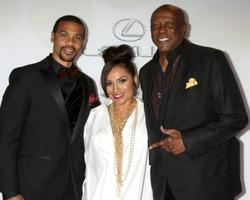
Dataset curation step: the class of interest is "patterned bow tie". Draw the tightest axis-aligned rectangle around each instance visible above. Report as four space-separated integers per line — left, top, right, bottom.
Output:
58 67 78 78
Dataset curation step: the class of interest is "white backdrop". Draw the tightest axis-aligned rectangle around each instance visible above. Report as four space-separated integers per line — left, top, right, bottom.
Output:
0 0 249 199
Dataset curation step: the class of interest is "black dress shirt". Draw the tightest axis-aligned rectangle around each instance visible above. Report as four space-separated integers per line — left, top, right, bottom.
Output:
49 55 78 100
49 55 83 133
151 40 185 124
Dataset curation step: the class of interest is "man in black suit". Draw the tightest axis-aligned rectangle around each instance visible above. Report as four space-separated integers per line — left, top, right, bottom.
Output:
139 4 248 200
0 15 100 200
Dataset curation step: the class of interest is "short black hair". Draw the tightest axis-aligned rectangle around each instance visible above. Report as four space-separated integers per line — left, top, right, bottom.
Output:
52 15 85 33
151 4 186 25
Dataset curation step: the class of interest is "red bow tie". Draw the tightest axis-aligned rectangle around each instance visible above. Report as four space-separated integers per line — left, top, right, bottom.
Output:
58 68 78 78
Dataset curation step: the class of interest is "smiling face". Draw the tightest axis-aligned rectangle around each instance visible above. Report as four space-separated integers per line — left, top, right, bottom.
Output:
106 65 136 108
51 21 85 67
151 6 186 56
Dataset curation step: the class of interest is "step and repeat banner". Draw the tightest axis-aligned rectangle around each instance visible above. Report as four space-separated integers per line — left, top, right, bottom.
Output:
0 0 249 199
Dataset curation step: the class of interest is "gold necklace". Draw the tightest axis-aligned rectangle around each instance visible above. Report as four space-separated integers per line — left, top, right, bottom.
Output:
108 99 137 196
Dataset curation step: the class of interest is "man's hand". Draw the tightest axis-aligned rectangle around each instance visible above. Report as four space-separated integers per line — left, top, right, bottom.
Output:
7 195 24 200
149 127 186 155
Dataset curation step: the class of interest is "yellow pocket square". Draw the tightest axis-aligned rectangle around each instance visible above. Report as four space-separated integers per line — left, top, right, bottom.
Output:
185 78 198 89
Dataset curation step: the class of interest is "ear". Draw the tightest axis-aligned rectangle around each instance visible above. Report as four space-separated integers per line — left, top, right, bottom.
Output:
50 32 54 43
182 23 187 37
134 75 139 88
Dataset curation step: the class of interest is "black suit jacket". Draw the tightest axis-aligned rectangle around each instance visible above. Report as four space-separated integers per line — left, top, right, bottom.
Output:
139 41 248 200
0 56 100 200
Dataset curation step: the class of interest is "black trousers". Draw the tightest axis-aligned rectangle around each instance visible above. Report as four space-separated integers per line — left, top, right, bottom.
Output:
63 178 76 200
150 165 235 200
2 176 76 200
150 165 175 200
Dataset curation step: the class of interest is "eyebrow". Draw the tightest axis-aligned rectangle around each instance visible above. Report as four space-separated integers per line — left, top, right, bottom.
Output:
58 30 84 36
117 76 128 79
106 75 128 82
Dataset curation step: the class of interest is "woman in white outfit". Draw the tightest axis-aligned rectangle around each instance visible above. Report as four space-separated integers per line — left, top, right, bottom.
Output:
83 45 153 200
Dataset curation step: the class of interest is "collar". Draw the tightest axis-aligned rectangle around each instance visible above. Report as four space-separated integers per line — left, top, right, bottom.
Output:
153 39 187 64
48 54 75 75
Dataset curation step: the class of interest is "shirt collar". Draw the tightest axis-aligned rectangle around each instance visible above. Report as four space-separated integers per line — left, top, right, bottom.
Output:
153 39 186 64
48 54 74 75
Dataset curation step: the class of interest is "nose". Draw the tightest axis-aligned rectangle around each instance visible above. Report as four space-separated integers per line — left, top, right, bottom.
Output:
66 36 74 45
159 23 170 34
113 83 119 93
159 25 167 33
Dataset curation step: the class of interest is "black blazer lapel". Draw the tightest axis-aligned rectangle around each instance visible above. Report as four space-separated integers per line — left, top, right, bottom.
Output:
70 73 99 144
163 44 196 128
163 57 188 127
146 68 159 125
141 63 162 142
70 77 88 144
40 66 69 128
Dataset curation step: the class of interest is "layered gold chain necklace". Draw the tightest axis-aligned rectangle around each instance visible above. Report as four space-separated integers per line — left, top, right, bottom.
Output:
108 99 138 197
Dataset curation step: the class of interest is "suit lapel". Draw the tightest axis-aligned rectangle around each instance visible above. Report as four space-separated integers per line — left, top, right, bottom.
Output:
39 65 69 129
163 57 188 126
163 43 194 127
145 64 161 128
39 58 100 144
70 73 92 144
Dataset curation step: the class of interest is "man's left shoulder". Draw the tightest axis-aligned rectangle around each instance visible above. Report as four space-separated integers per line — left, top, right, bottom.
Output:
187 42 223 56
78 71 96 85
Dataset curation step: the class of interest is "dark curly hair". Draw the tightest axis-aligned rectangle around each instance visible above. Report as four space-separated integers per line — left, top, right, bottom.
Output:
100 44 137 97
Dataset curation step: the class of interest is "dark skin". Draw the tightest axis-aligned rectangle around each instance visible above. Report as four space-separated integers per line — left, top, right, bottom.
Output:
149 5 187 155
149 127 185 155
6 21 85 200
51 21 85 68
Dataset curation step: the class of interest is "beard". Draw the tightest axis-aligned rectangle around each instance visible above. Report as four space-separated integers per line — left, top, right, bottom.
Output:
59 46 77 62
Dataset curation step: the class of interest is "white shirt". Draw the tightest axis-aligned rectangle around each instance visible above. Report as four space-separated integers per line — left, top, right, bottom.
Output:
83 99 153 200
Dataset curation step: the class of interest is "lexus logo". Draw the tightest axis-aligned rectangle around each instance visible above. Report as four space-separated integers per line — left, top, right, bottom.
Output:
113 18 145 42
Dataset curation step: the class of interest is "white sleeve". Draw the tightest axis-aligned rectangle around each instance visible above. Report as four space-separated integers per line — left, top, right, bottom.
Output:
141 153 154 200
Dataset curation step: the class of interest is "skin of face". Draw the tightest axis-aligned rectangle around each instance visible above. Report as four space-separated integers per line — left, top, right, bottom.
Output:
51 21 85 68
106 65 137 110
151 8 186 57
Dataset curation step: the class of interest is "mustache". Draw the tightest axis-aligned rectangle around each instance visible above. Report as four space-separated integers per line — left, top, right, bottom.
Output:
62 46 76 52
